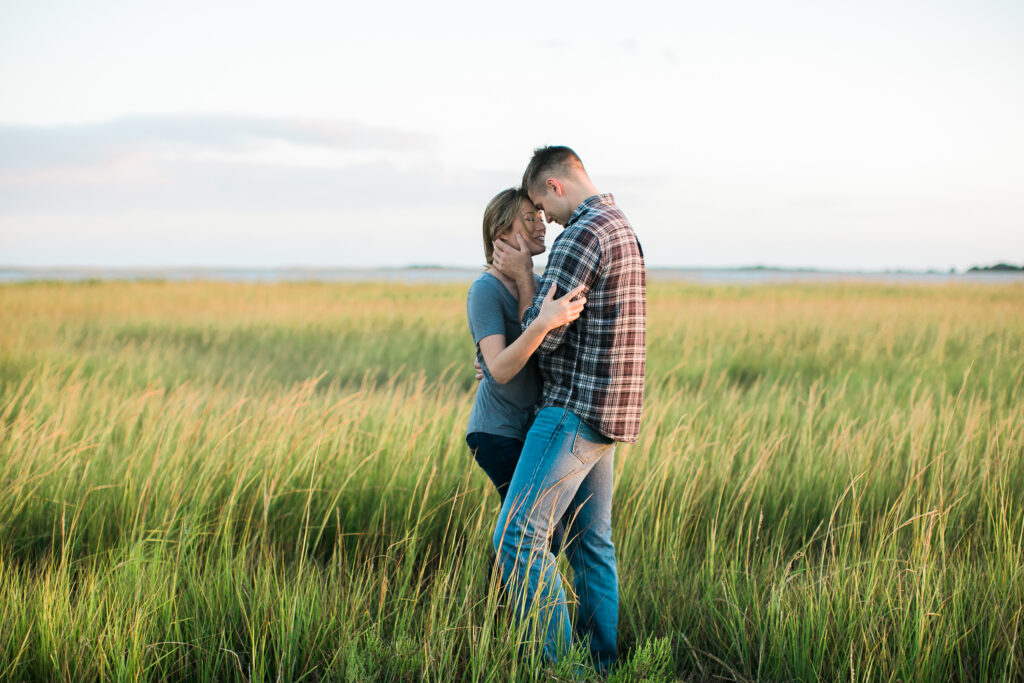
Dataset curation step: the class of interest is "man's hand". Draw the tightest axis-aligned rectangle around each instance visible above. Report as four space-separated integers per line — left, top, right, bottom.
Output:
492 234 533 282
536 283 586 331
474 357 483 381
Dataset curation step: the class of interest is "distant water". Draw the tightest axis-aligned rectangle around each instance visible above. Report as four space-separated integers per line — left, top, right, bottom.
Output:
1 267 1023 285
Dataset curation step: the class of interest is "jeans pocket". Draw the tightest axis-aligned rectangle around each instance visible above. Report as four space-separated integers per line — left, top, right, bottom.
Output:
570 423 613 465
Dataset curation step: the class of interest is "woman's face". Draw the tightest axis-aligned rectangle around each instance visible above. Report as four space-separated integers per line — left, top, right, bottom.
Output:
496 200 546 256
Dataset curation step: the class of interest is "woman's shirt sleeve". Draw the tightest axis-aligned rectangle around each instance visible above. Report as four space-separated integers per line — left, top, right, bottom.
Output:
466 278 507 345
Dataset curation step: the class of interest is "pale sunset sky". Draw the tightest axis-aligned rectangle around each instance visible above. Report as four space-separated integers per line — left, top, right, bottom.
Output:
1 0 1021 270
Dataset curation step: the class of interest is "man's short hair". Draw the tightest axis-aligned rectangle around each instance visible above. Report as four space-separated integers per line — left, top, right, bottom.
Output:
521 146 586 196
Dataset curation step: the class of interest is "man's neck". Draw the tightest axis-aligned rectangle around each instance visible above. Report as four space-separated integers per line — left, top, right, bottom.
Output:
565 178 600 218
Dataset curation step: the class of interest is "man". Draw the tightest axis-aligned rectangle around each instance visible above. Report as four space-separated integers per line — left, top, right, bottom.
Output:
490 146 646 671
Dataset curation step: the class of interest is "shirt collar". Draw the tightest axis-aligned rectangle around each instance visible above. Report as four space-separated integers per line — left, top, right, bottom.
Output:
566 193 615 228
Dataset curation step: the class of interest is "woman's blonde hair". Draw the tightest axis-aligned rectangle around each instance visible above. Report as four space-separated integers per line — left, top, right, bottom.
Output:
481 187 527 265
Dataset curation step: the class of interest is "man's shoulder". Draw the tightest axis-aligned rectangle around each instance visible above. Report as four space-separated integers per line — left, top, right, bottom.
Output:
573 201 643 274
546 196 637 265
549 222 601 256
574 197 631 235
574 210 636 253
592 201 630 225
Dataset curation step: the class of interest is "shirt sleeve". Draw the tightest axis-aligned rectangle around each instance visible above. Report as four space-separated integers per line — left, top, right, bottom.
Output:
467 279 508 345
522 226 602 354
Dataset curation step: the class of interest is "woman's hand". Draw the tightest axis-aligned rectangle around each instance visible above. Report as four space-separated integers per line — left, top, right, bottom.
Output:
535 283 586 331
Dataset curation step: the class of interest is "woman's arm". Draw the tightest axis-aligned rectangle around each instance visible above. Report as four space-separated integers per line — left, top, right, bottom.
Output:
478 283 586 384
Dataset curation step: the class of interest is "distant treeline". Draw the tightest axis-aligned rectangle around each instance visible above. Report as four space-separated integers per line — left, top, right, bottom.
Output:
968 263 1024 273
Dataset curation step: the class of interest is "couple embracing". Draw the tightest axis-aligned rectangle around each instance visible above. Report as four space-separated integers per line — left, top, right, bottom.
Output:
465 146 646 672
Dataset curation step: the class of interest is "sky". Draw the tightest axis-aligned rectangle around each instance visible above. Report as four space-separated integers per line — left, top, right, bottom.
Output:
1 0 1021 270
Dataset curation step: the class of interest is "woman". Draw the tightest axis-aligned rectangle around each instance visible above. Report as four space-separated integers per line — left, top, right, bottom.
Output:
465 187 585 553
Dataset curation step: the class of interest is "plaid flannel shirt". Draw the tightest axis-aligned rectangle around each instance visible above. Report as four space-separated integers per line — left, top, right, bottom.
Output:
522 194 646 443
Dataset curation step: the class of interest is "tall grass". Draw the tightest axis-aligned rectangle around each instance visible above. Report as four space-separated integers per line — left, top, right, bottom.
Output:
1 280 1022 681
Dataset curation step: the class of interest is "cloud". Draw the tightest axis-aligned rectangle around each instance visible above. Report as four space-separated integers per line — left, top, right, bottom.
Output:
618 38 639 55
0 115 434 170
0 115 504 212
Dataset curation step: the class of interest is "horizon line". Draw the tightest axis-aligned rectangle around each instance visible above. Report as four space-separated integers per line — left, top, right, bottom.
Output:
2 263 1021 275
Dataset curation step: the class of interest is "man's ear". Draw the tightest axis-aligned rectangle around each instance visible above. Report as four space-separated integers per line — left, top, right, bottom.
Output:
546 178 564 197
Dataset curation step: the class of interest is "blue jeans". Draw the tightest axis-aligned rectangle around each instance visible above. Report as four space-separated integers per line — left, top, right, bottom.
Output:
467 432 565 556
491 407 618 669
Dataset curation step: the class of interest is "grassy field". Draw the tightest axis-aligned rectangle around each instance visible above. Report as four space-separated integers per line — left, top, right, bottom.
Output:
1 280 1022 682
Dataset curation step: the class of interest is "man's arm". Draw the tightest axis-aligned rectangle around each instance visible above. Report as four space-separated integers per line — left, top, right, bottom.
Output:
491 234 537 320
522 227 601 354
477 283 585 383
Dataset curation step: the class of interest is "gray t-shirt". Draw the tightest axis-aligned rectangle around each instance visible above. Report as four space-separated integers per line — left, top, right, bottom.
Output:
466 272 542 440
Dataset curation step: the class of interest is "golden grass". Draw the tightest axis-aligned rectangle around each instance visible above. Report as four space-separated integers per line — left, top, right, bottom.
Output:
1 280 1022 681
